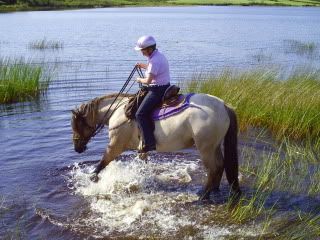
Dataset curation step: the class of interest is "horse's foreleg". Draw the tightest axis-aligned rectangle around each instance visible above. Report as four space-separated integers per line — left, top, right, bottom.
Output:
90 139 126 182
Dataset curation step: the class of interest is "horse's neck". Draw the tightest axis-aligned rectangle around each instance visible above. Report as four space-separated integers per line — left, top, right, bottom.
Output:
96 97 128 126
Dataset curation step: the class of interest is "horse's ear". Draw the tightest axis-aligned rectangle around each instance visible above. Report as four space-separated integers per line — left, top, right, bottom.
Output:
71 109 78 117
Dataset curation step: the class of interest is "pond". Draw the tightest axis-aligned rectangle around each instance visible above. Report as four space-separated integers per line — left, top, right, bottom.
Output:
0 6 320 239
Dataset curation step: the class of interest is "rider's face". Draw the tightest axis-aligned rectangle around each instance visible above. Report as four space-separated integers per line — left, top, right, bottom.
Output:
141 47 153 57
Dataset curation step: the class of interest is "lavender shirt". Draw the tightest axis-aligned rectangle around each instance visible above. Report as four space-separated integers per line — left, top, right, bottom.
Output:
146 49 170 86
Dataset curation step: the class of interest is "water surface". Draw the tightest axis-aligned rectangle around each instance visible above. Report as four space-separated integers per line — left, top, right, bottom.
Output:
0 6 320 239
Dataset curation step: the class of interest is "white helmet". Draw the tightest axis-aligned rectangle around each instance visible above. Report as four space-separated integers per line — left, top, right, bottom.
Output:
134 36 156 51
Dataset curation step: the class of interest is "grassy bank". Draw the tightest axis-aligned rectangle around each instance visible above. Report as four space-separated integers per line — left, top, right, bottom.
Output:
185 68 320 146
0 58 53 104
0 0 319 12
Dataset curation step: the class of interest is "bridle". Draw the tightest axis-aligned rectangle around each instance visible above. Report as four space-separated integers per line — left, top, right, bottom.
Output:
89 66 144 139
72 114 95 144
72 66 144 143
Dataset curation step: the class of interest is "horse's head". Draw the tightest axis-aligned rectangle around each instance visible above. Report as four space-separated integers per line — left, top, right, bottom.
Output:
71 104 97 153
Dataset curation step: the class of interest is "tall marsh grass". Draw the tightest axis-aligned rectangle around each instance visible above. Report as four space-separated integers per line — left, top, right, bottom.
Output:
28 38 63 50
284 40 318 56
185 68 320 146
204 137 320 238
0 58 53 104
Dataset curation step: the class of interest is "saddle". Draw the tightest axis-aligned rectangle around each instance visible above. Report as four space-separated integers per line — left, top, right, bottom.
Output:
124 85 184 120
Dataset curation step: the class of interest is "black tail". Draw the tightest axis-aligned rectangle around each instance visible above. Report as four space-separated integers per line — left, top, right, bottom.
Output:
224 105 241 193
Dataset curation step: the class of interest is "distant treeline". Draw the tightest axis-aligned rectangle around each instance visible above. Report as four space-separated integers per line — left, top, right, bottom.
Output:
0 0 319 11
1 0 72 7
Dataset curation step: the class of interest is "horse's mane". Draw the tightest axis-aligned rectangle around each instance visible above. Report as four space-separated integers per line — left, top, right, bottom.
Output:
76 93 134 121
101 93 133 100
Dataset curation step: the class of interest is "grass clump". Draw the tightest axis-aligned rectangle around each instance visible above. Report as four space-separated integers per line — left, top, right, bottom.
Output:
0 58 53 104
284 40 318 56
185 68 320 145
221 138 320 238
28 38 63 50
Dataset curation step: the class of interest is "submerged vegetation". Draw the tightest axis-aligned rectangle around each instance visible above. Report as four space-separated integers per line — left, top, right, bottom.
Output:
0 0 319 12
284 40 318 56
28 38 63 50
186 68 320 147
0 58 53 104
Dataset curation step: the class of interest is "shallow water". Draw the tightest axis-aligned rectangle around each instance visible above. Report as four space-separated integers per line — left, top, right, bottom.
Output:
1 6 320 239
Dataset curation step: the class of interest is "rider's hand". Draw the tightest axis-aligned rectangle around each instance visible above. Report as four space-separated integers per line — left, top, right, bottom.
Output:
136 63 147 69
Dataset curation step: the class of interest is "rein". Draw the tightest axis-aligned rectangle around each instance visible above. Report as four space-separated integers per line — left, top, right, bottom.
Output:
90 66 144 138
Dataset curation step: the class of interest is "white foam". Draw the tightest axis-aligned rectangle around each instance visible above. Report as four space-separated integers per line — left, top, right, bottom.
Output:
68 155 262 238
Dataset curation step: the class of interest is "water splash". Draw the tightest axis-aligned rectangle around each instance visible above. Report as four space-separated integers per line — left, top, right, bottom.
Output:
66 153 262 238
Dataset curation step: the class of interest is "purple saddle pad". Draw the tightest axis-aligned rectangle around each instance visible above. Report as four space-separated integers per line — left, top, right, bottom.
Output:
152 93 195 121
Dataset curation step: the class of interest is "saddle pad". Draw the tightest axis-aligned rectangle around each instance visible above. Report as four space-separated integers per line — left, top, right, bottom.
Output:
152 93 195 121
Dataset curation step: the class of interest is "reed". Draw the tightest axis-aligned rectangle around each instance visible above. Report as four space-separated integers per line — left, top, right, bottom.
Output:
223 138 320 238
28 38 63 50
272 211 320 239
284 40 318 56
185 68 320 146
0 58 53 104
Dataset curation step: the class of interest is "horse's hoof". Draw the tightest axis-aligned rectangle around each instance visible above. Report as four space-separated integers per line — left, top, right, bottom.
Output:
138 153 148 161
229 189 242 206
90 173 100 182
231 189 242 198
212 187 220 193
199 190 211 201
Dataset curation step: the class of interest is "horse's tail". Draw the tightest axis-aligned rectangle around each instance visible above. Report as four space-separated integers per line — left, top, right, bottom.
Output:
223 105 241 193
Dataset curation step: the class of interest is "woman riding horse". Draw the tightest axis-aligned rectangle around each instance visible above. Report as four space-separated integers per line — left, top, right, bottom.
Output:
71 92 241 200
134 35 170 153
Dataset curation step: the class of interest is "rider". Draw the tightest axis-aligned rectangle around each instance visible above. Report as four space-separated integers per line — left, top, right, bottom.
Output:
135 35 170 153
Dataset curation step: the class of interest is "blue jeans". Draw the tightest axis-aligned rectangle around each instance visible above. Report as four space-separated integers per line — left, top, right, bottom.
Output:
135 84 169 148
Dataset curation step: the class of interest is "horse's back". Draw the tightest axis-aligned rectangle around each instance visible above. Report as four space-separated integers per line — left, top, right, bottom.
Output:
154 93 230 151
189 93 226 111
187 93 230 139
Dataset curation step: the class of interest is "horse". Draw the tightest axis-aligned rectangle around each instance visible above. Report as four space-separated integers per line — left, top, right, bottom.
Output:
71 93 241 200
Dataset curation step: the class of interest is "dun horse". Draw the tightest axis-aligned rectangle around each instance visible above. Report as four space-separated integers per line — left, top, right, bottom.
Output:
71 93 241 200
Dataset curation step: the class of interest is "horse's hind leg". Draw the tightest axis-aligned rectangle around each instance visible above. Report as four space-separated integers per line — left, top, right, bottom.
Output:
198 144 224 200
212 147 224 192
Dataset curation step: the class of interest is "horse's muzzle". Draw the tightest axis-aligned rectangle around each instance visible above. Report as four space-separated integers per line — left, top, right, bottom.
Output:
74 143 87 153
74 146 87 153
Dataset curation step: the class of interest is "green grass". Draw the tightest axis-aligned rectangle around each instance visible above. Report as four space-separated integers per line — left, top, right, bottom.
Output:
0 58 53 104
0 0 319 12
199 137 320 238
236 138 320 237
28 38 63 50
185 68 320 146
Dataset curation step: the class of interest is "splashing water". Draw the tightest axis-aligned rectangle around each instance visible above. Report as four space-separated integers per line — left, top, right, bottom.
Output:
67 153 261 239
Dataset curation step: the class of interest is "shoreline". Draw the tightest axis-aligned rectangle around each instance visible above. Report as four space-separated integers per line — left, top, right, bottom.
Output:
1 1 320 13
